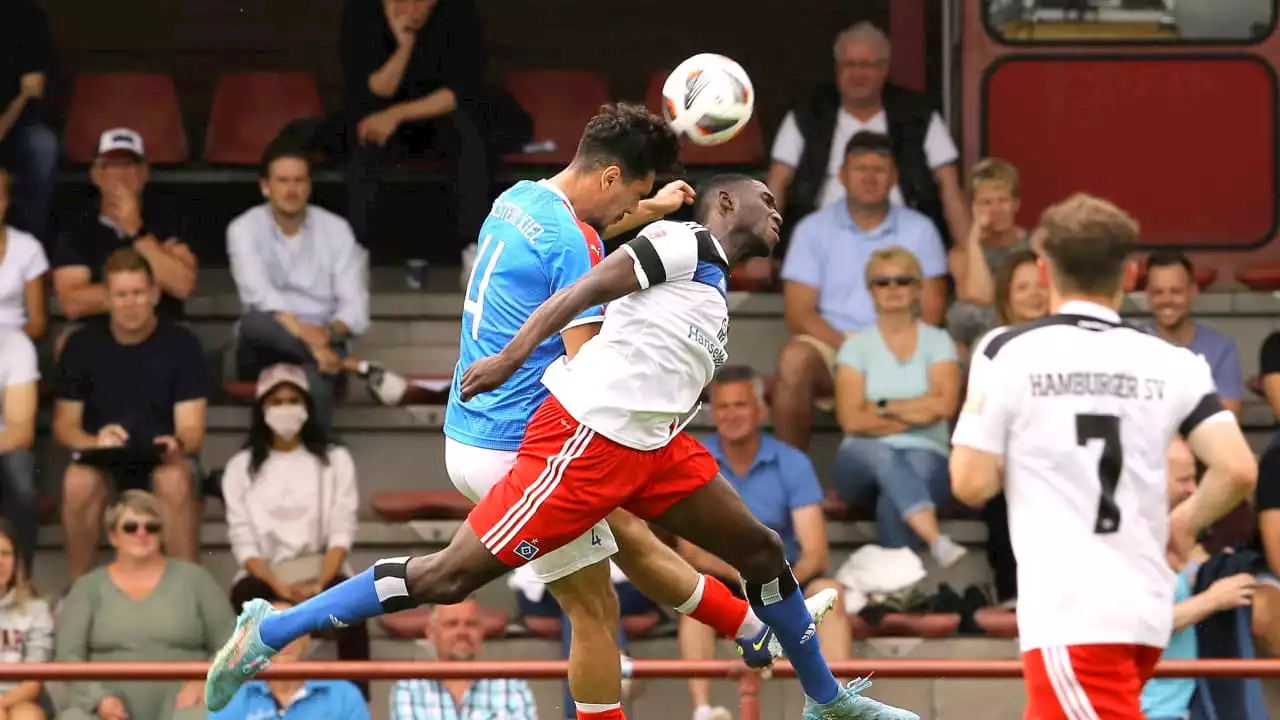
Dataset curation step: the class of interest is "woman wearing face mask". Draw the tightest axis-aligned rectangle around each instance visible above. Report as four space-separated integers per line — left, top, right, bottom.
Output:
221 364 369 694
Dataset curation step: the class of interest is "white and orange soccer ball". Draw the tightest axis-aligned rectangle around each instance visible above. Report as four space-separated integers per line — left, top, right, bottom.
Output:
661 53 755 147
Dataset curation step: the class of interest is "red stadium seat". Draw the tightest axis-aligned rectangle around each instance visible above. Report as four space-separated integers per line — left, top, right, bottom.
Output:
644 71 765 166
523 611 663 640
729 258 780 292
503 70 611 165
205 73 325 165
1237 263 1280 291
379 605 509 640
1133 265 1218 291
64 74 188 165
372 490 473 522
224 380 256 404
853 613 961 639
973 607 1018 638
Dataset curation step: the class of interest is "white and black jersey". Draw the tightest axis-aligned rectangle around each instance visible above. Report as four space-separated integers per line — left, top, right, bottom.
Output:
542 220 731 450
952 301 1233 651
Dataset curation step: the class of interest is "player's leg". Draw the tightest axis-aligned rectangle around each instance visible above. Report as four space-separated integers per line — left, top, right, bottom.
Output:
1022 644 1149 720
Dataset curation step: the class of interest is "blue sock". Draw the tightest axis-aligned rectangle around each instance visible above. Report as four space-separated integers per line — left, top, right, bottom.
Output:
746 566 840 704
259 557 416 651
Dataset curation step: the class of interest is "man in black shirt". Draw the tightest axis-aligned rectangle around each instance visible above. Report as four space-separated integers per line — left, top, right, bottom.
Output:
341 0 490 282
54 248 207 582
0 0 58 244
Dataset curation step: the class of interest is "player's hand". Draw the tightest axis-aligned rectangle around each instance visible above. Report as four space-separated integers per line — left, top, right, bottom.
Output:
459 353 521 401
645 180 696 217
96 424 129 448
1207 573 1256 611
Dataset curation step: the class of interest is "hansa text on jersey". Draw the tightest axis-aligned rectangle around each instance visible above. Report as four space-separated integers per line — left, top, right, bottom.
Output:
1028 371 1164 400
688 324 727 368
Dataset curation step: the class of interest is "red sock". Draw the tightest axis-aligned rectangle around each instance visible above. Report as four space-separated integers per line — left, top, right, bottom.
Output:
689 574 750 639
575 705 625 720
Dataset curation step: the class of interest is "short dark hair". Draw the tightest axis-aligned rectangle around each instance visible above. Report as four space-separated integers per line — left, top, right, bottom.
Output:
260 137 311 179
104 247 155 285
1145 248 1194 279
712 365 765 403
844 131 894 159
693 173 756 224
572 103 682 181
1038 193 1138 296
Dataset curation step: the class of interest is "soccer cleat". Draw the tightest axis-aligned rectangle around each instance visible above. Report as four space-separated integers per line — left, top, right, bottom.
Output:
803 677 920 720
736 587 839 669
205 598 281 711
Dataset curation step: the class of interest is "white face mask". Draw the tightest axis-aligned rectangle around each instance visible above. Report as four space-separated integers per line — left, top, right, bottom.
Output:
264 404 308 440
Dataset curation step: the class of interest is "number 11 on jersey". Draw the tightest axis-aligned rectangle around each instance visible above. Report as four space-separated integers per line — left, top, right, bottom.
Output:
463 234 506 341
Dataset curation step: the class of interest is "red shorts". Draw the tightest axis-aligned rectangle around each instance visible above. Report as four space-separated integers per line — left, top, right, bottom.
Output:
1022 644 1163 720
467 395 719 568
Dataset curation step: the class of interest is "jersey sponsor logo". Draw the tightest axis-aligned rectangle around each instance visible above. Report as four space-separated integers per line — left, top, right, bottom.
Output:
688 324 728 367
514 540 541 561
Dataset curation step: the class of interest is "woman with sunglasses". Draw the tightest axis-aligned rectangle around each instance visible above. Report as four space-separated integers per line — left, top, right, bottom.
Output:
55 490 234 720
0 519 52 720
832 246 966 567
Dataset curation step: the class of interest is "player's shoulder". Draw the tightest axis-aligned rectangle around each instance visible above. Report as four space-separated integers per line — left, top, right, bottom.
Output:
638 219 700 240
979 313 1143 361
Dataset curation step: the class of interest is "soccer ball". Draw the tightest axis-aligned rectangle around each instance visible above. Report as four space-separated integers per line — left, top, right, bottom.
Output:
661 53 754 147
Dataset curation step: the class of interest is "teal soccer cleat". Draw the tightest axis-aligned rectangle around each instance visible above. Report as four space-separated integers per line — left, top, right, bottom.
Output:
802 677 921 720
205 599 281 711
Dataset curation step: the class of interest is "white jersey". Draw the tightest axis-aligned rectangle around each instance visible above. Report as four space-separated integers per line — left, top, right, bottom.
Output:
952 301 1233 651
542 220 731 450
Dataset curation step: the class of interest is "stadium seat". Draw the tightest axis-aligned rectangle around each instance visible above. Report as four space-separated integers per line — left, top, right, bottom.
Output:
372 490 473 522
852 613 961 639
503 70 611 165
523 611 663 640
64 74 188 165
379 605 510 640
729 257 780 292
1134 265 1218 291
1237 263 1280 291
205 72 325 165
973 607 1018 638
643 71 766 166
224 380 256 404
400 375 451 405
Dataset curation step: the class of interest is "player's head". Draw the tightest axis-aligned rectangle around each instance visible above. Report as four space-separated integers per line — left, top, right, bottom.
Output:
693 174 781 258
1145 249 1197 332
1166 438 1198 510
567 103 681 231
1036 193 1139 310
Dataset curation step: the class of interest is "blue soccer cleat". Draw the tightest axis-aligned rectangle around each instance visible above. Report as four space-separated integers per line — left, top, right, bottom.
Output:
736 587 839 670
205 598 281 711
803 677 921 720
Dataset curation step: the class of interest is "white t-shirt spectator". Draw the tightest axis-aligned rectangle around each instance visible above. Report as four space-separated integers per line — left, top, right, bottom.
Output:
0 228 48 329
0 329 38 433
772 108 960 209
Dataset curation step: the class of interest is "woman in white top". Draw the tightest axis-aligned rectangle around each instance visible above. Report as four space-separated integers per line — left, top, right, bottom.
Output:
0 169 47 341
0 519 53 720
221 363 368 695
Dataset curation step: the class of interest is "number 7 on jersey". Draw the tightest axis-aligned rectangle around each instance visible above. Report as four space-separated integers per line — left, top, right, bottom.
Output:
1076 413 1123 534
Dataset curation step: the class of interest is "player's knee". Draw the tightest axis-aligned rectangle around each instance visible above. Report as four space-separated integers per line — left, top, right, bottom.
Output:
736 527 787 584
552 569 621 625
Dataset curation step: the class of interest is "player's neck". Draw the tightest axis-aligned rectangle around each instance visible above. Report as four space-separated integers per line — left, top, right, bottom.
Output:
1051 292 1122 315
548 169 593 218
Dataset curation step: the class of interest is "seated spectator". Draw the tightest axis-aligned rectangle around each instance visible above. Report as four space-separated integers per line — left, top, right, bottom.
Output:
390 595 538 720
681 365 850 720
1142 249 1244 418
228 141 396 430
0 0 58 245
774 131 948 451
209 599 369 720
945 158 1029 358
0 519 53 720
512 561 654 718
222 363 368 696
53 248 206 582
832 246 963 566
51 129 196 347
0 168 48 340
55 490 234 720
341 0 490 282
1251 330 1280 574
0 329 37 571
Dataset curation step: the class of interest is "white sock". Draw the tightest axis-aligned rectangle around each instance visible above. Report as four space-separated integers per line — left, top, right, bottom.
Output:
674 575 705 614
575 702 622 713
736 607 766 640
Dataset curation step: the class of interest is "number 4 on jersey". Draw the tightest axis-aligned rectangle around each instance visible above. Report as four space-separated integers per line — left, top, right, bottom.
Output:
463 234 506 340
1076 413 1122 534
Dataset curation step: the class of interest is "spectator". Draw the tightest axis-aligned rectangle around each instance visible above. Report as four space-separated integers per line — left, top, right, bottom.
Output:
54 248 207 582
0 328 37 573
227 140 392 430
55 490 234 720
680 365 850 720
767 22 967 245
341 0 490 283
209 599 369 720
945 159 1030 358
773 131 947 451
222 363 368 696
51 129 196 344
0 519 53 720
1252 331 1280 573
0 168 48 340
1142 249 1244 418
832 246 964 566
0 0 57 244
390 596 538 720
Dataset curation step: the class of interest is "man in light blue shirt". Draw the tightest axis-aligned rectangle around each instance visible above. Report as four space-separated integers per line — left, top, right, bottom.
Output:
773 131 948 453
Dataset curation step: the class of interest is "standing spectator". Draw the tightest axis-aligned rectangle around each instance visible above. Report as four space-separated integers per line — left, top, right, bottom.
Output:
209 599 369 720
0 168 47 340
55 491 234 720
1142 249 1244 418
679 365 850 720
832 246 964 565
767 22 967 245
0 0 57 245
51 129 196 341
54 248 207 582
390 596 538 720
342 0 490 282
773 131 948 451
0 519 53 720
223 364 368 696
0 329 37 573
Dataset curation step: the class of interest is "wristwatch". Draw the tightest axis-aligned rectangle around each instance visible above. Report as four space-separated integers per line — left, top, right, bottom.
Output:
876 399 888 417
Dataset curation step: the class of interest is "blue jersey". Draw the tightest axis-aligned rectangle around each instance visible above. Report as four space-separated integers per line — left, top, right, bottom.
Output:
444 180 605 450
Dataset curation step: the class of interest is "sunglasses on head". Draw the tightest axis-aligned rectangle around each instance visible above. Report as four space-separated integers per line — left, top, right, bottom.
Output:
120 520 162 535
870 275 917 288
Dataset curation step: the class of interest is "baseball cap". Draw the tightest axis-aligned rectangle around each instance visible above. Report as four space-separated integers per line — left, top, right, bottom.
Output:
255 363 310 400
97 128 146 159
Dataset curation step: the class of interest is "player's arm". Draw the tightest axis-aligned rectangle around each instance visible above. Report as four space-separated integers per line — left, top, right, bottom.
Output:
1171 417 1257 544
949 334 1011 507
561 322 602 359
602 181 695 241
